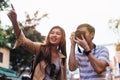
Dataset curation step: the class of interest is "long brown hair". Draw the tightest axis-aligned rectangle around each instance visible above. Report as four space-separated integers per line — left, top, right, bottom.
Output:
40 26 67 65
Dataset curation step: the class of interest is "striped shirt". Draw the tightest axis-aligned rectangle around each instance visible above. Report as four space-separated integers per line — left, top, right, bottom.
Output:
75 45 110 80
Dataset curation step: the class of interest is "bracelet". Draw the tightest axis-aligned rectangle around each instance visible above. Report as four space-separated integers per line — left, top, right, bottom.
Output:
83 50 91 56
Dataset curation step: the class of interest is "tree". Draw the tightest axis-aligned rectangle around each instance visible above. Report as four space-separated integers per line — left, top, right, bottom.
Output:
22 11 48 42
0 11 48 73
108 19 120 40
0 23 14 48
0 0 48 72
10 11 48 72
0 0 9 11
108 19 120 51
0 0 11 47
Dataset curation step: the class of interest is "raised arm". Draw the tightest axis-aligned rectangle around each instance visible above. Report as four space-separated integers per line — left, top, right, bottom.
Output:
7 4 21 38
68 32 79 71
7 4 41 55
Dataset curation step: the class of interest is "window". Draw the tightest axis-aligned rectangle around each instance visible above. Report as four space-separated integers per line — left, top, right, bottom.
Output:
0 52 3 62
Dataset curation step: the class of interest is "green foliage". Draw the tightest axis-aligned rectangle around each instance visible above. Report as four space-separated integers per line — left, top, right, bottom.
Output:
0 28 8 47
0 0 9 11
9 23 46 72
0 26 15 48
0 10 47 73
9 11 47 72
10 47 33 71
23 26 45 42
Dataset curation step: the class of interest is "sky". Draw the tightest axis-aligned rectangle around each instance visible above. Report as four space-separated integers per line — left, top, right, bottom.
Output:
1 0 120 60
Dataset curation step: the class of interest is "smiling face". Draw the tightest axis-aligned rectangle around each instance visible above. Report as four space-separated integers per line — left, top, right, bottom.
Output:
44 26 66 65
48 28 63 46
48 27 63 45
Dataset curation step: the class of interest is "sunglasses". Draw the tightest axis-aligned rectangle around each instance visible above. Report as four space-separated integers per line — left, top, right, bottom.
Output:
50 64 56 77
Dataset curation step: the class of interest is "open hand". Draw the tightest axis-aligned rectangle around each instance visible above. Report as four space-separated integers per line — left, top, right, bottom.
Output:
74 34 89 50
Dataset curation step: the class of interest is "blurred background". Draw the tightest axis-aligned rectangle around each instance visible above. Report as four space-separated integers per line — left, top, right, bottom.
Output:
0 0 120 79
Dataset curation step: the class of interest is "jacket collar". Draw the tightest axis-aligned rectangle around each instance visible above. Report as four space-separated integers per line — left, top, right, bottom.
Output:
58 52 66 59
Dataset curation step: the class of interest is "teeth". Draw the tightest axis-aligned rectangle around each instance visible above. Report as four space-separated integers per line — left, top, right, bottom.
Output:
51 38 56 41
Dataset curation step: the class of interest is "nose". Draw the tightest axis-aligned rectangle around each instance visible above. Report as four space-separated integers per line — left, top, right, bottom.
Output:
52 33 57 36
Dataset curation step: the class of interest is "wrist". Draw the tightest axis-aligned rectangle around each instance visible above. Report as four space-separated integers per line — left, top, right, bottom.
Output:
84 50 91 56
85 46 90 51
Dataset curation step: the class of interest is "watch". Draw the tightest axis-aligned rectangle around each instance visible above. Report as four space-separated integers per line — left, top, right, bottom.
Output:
83 50 91 56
